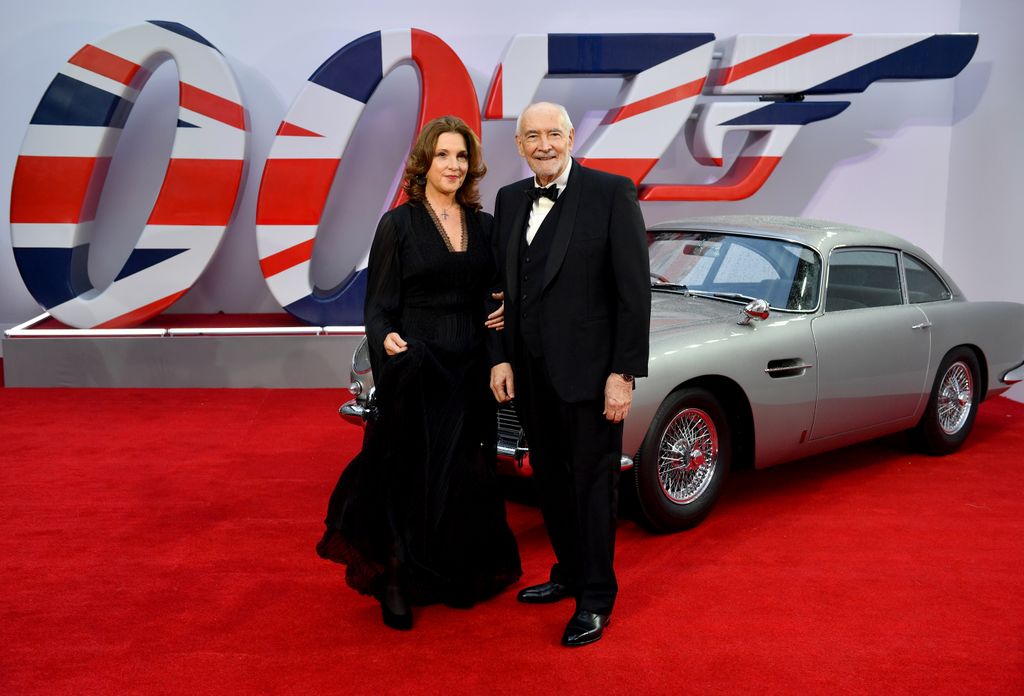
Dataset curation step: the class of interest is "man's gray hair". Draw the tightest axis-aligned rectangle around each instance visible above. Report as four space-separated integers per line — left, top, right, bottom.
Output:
516 102 574 135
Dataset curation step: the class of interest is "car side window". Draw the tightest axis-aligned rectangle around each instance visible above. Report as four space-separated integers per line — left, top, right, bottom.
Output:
904 254 952 303
826 249 903 311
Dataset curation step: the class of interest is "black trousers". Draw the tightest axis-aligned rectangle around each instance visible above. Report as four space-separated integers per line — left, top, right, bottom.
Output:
515 345 622 614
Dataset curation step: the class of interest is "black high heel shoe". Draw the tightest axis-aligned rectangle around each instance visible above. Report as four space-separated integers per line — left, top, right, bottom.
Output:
380 601 413 630
379 568 412 630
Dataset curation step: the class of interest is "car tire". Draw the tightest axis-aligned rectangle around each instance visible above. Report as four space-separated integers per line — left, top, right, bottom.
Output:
634 387 731 533
911 347 981 455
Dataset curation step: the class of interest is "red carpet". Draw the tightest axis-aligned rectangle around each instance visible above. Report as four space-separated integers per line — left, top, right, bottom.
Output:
1 388 1022 695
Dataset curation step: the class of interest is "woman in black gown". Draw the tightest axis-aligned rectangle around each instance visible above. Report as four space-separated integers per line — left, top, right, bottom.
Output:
316 116 521 629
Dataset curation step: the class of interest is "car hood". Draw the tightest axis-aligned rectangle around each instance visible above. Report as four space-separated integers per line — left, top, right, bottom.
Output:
650 292 742 336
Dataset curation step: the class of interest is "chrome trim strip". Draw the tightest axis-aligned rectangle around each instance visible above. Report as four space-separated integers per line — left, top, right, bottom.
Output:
764 363 814 373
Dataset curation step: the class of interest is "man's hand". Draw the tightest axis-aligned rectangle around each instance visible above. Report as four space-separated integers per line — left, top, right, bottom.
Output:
603 373 633 423
490 362 515 403
383 332 407 356
484 291 505 330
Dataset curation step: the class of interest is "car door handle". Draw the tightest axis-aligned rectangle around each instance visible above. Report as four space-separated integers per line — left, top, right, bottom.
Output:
911 321 932 330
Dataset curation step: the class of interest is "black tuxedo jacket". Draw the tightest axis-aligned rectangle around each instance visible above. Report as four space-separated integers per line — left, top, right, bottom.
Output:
490 159 651 403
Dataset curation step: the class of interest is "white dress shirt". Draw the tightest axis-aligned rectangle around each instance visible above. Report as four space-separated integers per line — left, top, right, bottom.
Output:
525 160 572 245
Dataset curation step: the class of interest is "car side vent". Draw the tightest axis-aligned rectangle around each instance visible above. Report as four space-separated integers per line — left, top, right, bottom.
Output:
764 358 814 378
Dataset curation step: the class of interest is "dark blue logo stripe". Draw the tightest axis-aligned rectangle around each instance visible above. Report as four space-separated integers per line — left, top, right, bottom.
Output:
722 101 850 126
808 35 979 94
309 32 383 103
31 74 132 128
13 245 94 309
547 34 715 75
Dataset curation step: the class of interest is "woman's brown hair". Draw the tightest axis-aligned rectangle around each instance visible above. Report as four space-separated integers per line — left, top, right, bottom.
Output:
402 115 486 211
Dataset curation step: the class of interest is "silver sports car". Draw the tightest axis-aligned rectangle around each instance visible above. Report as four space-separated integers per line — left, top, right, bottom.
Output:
341 216 1024 532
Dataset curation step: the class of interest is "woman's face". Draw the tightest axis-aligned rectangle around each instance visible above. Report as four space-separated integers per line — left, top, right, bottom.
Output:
425 131 469 199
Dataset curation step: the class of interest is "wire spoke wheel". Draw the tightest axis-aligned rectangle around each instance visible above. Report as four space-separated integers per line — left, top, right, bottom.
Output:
912 347 981 455
657 408 718 504
636 387 731 532
936 360 974 435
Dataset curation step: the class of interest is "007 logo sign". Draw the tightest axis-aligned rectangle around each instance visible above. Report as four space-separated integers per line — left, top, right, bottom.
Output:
9 21 977 328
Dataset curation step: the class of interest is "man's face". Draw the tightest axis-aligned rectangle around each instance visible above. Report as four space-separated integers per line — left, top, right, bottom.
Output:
515 104 574 186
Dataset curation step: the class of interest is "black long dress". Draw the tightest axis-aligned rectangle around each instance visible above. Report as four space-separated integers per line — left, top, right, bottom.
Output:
316 202 522 607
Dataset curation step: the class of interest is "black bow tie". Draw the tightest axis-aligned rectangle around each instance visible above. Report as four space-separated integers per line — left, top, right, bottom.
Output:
526 184 559 202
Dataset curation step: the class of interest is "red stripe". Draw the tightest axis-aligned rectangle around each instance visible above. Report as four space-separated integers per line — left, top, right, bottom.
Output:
98 289 189 329
639 156 780 201
11 156 111 223
179 82 246 130
259 239 315 278
604 77 705 124
68 44 143 85
147 159 244 226
255 159 341 226
484 64 503 119
575 157 659 185
276 122 322 137
716 34 850 86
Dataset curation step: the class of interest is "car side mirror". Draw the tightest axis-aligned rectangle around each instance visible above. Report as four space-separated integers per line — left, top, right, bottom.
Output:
738 298 770 325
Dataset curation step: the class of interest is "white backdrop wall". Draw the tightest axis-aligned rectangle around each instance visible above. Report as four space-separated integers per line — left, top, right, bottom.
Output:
1 0 1020 397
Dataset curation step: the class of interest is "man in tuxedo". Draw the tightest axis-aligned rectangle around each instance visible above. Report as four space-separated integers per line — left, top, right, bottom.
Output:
489 102 650 646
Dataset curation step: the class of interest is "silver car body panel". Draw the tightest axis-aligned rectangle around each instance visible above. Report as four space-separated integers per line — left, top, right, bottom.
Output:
343 215 1024 476
628 216 1024 469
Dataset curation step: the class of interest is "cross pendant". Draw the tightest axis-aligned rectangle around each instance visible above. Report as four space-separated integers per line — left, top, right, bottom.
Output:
441 209 448 221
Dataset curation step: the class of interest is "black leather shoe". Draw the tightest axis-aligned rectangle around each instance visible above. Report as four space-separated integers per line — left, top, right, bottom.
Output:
516 581 571 604
561 610 610 647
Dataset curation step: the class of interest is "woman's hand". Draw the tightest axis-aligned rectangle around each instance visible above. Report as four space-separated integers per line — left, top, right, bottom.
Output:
383 332 408 356
485 291 505 331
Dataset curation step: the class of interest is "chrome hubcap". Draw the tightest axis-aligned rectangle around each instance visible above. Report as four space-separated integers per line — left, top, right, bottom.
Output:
937 360 973 435
657 407 718 504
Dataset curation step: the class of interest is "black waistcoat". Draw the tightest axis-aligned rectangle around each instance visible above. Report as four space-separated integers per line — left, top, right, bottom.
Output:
517 198 564 357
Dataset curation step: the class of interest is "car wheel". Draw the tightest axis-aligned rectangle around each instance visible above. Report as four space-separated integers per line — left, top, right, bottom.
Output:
912 347 981 455
634 387 731 532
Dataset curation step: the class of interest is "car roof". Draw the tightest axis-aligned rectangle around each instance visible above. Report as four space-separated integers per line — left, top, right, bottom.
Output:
648 215 915 255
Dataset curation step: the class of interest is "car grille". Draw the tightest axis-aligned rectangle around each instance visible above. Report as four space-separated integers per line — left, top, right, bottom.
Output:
496 402 527 459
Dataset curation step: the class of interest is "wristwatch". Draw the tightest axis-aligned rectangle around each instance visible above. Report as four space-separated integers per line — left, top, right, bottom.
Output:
618 373 635 384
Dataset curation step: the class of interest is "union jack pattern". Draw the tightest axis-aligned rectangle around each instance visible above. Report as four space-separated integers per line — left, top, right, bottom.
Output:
9 21 247 328
484 33 977 202
255 28 480 327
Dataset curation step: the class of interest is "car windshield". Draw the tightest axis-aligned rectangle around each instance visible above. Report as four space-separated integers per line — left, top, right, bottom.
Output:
648 231 821 312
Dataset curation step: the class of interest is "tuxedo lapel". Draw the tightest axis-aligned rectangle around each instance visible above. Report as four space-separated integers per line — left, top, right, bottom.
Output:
542 159 582 292
504 183 532 303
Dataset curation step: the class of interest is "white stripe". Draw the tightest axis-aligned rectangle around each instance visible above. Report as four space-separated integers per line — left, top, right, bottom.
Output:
497 35 549 119
11 222 91 249
255 225 318 259
380 29 412 72
266 260 313 305
20 124 120 157
168 118 247 159
268 82 365 157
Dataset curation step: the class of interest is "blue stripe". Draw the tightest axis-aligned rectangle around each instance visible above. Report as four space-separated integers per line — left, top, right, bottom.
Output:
721 101 850 126
147 21 217 50
284 268 368 326
31 73 132 127
808 34 978 94
13 245 93 309
309 32 383 103
547 33 715 74
114 248 188 282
